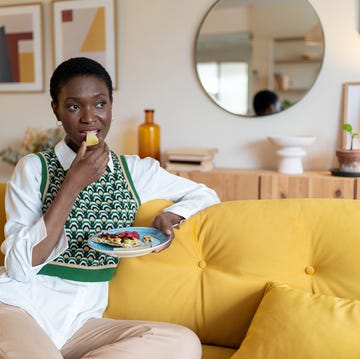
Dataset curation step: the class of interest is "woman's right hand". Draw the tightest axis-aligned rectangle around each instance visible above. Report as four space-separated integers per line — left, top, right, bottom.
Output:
66 138 109 191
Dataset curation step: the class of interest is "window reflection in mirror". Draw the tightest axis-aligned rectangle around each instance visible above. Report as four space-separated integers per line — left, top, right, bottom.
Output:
194 0 325 117
197 62 249 114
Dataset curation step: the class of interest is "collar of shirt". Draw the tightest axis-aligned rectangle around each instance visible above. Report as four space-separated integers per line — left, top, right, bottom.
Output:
54 139 114 172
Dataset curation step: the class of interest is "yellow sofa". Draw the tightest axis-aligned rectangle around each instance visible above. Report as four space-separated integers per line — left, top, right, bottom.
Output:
2 181 360 358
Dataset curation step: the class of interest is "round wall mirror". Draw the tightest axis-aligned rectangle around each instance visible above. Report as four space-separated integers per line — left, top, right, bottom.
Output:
194 0 325 117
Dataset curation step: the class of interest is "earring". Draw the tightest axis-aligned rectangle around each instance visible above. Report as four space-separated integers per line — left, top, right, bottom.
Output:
56 120 62 128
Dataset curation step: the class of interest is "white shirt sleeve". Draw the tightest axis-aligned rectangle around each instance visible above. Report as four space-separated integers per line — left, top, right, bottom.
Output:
123 155 220 219
2 154 68 282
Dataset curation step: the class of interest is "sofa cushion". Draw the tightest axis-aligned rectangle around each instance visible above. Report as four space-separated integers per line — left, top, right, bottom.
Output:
202 345 236 359
230 282 360 359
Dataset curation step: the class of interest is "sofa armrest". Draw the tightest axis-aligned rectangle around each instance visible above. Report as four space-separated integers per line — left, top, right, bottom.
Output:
132 199 173 227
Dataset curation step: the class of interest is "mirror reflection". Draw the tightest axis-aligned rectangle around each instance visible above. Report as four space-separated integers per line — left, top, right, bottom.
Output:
194 0 325 117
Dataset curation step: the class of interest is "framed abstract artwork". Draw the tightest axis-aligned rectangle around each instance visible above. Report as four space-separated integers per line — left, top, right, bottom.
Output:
0 3 44 93
52 0 117 88
342 82 360 149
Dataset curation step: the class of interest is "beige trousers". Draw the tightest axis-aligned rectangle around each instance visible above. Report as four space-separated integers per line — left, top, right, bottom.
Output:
0 302 202 359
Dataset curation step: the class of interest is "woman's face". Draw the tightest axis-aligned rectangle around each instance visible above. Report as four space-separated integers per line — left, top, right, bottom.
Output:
52 75 112 152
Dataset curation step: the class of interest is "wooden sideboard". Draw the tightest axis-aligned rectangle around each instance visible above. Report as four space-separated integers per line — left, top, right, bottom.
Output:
171 169 360 201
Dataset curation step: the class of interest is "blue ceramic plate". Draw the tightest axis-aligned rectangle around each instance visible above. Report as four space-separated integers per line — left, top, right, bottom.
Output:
88 227 170 258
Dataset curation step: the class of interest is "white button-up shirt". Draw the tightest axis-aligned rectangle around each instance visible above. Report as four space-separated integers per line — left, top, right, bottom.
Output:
0 140 219 348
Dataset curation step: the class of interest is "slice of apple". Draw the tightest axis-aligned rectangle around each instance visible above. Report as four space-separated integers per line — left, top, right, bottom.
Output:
86 131 99 146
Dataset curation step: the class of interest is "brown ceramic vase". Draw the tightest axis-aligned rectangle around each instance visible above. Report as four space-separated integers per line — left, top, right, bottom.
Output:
336 149 360 173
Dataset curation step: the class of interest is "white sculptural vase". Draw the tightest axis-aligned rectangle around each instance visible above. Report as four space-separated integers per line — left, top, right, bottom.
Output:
268 136 316 174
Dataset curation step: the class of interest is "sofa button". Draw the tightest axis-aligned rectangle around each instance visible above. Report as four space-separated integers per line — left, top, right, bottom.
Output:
305 266 315 275
198 260 206 269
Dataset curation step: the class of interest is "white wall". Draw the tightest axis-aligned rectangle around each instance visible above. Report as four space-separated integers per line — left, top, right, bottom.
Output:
0 0 359 182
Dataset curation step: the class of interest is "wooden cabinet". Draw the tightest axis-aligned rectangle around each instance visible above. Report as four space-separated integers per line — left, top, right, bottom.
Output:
176 169 260 201
172 169 359 201
259 171 356 200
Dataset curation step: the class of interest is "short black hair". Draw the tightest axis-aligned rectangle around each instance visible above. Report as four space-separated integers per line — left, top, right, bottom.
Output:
50 57 113 103
253 90 278 116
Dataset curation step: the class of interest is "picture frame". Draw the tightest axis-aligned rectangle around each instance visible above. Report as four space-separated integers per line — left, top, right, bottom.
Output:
52 0 117 88
342 82 360 149
0 3 44 93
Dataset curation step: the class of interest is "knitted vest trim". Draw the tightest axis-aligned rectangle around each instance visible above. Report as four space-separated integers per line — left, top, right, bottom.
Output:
119 155 141 206
37 261 117 282
35 150 140 282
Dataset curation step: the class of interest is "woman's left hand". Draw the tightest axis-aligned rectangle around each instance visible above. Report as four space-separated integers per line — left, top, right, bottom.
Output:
152 212 184 252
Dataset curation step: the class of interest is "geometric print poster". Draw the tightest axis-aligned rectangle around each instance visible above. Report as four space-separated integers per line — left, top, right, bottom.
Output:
53 0 117 88
0 4 43 92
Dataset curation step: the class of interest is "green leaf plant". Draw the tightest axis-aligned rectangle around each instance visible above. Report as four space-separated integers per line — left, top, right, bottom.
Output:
343 123 359 150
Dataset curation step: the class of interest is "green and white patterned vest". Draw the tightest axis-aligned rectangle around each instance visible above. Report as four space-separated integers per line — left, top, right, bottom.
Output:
35 149 141 282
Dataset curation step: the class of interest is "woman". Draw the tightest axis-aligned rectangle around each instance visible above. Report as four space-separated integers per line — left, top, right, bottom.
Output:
0 57 219 358
253 89 281 116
